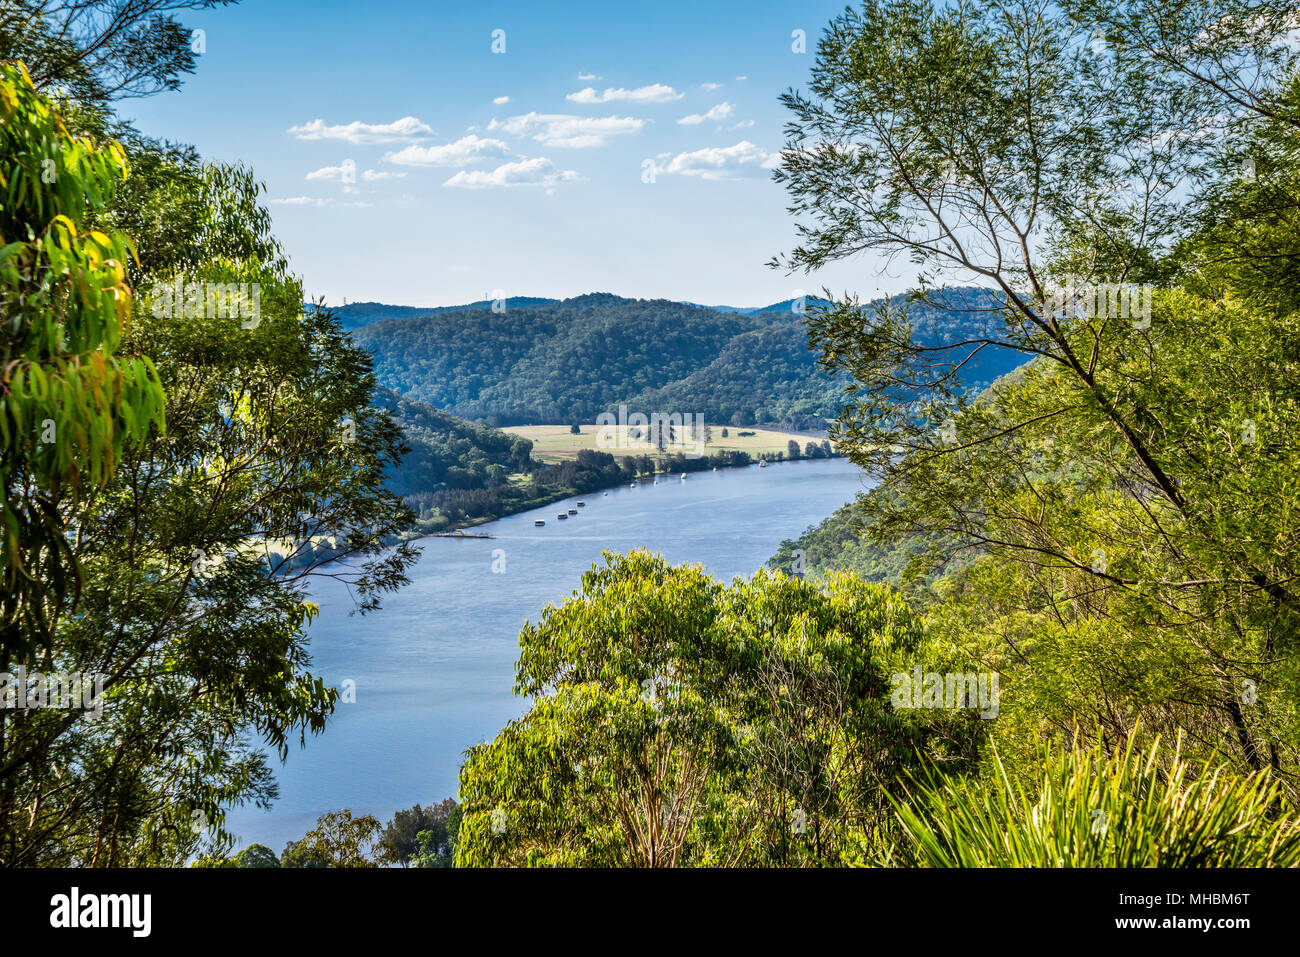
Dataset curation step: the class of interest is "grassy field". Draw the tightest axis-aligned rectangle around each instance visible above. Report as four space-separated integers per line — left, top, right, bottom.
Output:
502 423 833 464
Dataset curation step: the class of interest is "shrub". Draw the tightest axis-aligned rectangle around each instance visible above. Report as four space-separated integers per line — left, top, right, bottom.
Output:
887 731 1300 867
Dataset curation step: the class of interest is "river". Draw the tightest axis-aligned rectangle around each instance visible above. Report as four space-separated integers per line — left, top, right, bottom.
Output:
227 456 871 851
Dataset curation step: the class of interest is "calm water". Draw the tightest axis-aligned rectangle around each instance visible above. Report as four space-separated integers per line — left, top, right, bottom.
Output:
228 457 870 850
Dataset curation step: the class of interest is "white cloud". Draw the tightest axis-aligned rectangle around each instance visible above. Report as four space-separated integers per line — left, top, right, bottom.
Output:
493 95 511 105
287 116 433 144
677 102 734 125
735 75 748 81
653 140 775 180
729 119 755 130
566 83 682 104
701 82 723 92
305 163 354 181
362 169 405 181
269 196 329 206
577 72 600 81
443 157 580 189
384 134 511 167
489 112 643 148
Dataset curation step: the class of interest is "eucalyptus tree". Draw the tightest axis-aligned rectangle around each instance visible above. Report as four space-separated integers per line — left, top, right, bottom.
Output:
457 551 972 867
0 68 418 866
0 0 235 107
773 0 1300 780
0 62 165 667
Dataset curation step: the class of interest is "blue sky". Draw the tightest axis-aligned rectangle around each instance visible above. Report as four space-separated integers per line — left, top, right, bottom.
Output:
123 0 906 308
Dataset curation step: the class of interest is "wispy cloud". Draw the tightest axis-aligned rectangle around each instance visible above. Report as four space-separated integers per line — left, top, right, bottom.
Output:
269 196 329 206
384 134 511 167
701 82 723 92
678 102 734 125
577 72 600 81
489 112 643 149
306 164 350 181
443 157 580 189
492 95 510 105
362 169 405 181
566 83 682 104
652 141 776 180
287 116 433 144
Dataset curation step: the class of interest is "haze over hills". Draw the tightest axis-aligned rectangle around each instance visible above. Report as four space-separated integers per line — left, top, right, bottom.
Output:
350 288 1023 429
314 297 562 331
327 295 822 331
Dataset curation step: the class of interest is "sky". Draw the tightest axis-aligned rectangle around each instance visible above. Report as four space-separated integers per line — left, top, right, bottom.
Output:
122 0 909 309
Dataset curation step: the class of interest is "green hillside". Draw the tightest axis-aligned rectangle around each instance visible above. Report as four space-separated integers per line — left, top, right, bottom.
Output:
371 385 530 498
355 289 1017 428
630 320 850 428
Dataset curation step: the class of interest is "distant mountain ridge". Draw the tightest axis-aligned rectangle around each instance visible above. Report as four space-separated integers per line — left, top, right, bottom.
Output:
311 297 561 331
681 296 834 316
320 295 834 332
348 289 1023 428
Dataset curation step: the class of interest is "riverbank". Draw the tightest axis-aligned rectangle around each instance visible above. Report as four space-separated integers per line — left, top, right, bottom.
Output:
229 457 870 852
401 442 841 540
504 423 834 464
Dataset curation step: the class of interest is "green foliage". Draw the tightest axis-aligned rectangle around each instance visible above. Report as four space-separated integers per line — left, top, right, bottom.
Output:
0 1 227 108
771 488 972 605
889 733 1300 867
0 84 417 866
411 805 461 868
0 62 165 659
281 810 392 868
379 798 460 867
231 843 279 868
772 0 1300 770
373 385 522 498
457 550 977 867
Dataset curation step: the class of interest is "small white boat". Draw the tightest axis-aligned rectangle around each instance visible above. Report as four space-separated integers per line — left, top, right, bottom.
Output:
568 507 578 515
680 473 686 481
758 460 767 468
557 514 567 520
577 501 586 508
535 520 545 527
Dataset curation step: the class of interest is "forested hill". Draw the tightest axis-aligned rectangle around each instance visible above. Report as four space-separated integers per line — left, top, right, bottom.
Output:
313 297 560 331
370 385 529 497
353 296 772 424
631 320 852 426
353 289 1021 427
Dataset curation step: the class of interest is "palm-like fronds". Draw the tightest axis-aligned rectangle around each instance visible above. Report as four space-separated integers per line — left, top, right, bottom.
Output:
887 732 1300 867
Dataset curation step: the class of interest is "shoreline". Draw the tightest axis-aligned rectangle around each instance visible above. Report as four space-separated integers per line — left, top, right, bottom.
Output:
402 450 843 540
